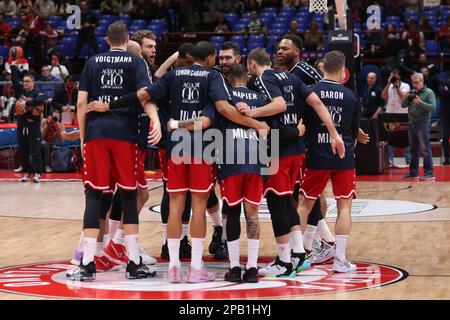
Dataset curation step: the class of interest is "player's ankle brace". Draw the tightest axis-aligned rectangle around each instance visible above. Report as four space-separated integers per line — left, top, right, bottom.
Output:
267 194 291 237
225 204 241 242
120 189 139 225
307 199 323 226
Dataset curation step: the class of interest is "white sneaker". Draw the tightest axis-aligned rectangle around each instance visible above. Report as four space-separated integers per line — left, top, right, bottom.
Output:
310 241 335 264
33 173 41 183
14 166 23 173
258 257 295 278
45 166 52 173
140 246 156 265
20 173 29 182
332 258 357 273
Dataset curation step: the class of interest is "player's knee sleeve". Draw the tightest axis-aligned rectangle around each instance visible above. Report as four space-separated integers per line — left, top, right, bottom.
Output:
110 191 122 221
225 204 241 242
292 184 300 202
287 201 300 227
266 194 291 237
100 193 113 220
83 187 103 229
182 191 192 222
307 199 322 226
160 181 170 223
120 189 139 225
207 190 219 209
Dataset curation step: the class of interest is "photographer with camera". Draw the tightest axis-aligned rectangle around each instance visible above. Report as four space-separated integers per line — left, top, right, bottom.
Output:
381 69 411 168
40 110 65 173
401 73 437 181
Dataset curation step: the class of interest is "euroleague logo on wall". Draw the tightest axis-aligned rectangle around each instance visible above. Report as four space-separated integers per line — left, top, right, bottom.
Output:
0 257 407 300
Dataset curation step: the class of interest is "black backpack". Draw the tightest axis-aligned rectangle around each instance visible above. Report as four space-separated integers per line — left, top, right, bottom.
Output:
51 147 74 172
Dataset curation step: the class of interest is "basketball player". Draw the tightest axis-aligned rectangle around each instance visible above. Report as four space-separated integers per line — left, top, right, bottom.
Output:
243 48 345 277
298 51 361 273
67 22 160 281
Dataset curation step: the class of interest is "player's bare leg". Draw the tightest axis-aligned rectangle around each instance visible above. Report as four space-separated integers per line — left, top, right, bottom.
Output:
243 202 260 282
333 198 356 273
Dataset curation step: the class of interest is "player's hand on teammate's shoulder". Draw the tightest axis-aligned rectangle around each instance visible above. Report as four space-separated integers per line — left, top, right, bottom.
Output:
87 101 110 113
357 129 370 144
331 134 346 159
148 120 162 146
297 119 305 137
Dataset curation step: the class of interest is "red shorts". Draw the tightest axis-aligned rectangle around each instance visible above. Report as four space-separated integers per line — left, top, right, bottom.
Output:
299 168 356 200
158 148 168 181
219 173 263 207
167 157 214 193
82 139 138 191
264 155 305 196
137 148 147 189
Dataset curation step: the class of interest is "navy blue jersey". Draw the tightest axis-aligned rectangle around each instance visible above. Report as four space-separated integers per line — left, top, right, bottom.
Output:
253 69 313 157
305 80 360 170
217 86 268 180
136 61 154 149
79 49 152 143
146 63 231 157
289 60 323 85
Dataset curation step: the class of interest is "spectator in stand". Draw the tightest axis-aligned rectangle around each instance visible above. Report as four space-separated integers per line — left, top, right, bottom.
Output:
11 16 29 50
401 73 436 181
439 79 450 165
226 0 246 14
130 0 151 21
17 0 31 16
402 19 425 58
118 0 133 15
150 0 171 22
0 0 17 18
244 0 260 12
363 72 385 119
100 0 119 15
385 0 405 16
286 20 301 35
55 0 71 16
404 0 420 12
213 8 233 33
439 16 450 51
75 1 99 59
304 20 325 51
52 75 78 115
37 65 59 115
283 0 300 9
382 23 400 52
314 58 324 74
420 66 440 96
39 23 59 56
0 13 10 45
364 24 383 56
0 70 16 122
48 53 69 81
415 53 441 74
40 110 65 172
419 17 434 41
246 10 267 35
381 69 411 168
36 0 56 18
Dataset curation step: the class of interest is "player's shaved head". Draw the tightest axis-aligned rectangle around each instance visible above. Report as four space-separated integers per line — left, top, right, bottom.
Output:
189 41 216 61
126 40 142 58
228 63 248 82
107 21 128 46
324 51 346 74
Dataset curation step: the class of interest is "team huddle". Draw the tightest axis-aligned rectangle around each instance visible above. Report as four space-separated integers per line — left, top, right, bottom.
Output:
66 21 362 283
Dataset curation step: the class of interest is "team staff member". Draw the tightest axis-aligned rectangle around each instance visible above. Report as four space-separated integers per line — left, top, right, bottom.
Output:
299 51 361 273
67 22 160 281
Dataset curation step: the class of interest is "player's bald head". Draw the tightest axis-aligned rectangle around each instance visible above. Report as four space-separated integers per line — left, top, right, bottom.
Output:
126 40 143 58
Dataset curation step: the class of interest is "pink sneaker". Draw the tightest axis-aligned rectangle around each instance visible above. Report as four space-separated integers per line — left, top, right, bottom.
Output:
186 265 215 283
168 265 182 283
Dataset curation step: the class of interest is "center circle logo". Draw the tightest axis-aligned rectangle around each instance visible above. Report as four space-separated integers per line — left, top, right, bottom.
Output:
0 257 407 300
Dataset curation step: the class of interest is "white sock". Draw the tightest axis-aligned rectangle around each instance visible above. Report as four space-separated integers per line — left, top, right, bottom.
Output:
277 243 290 263
289 232 294 251
221 218 227 241
246 239 260 269
108 220 120 240
317 220 335 243
167 238 180 268
76 231 84 251
227 239 240 268
103 235 109 248
314 232 321 242
303 225 317 252
181 223 189 239
82 237 96 265
335 235 349 262
113 228 125 245
125 234 140 264
191 238 204 270
162 224 167 243
208 209 222 226
95 242 103 255
291 230 305 254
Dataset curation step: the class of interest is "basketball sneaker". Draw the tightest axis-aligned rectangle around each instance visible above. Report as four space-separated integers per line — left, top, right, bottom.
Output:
208 225 223 254
126 257 156 279
20 173 29 182
291 252 311 274
95 253 120 272
66 260 96 281
224 266 241 282
310 241 335 264
140 246 156 265
71 250 83 265
186 264 215 283
258 257 295 278
161 241 169 260
332 257 357 273
168 265 182 283
243 267 259 283
33 173 41 183
103 240 128 266
180 235 192 259
312 238 322 253
214 241 228 259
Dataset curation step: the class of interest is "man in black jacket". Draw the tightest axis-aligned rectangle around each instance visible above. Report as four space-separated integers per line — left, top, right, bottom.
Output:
52 75 78 115
439 79 450 165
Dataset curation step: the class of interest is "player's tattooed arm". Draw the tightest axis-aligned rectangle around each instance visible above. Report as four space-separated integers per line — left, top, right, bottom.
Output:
167 117 211 132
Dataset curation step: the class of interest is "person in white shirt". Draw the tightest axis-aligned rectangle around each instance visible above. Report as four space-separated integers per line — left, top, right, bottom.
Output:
49 54 69 81
381 69 411 168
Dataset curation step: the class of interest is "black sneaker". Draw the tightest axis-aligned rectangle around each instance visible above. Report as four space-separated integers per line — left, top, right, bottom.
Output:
214 240 228 259
126 257 156 279
180 235 192 259
291 251 311 273
66 260 96 281
161 240 169 260
243 267 259 283
208 225 223 254
224 266 242 282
